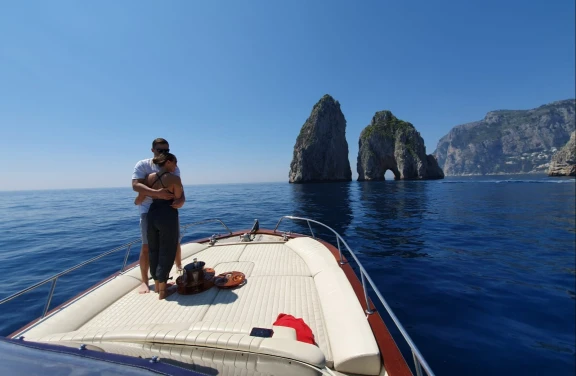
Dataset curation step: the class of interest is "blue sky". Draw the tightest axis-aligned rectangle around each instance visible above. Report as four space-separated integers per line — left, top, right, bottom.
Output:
1 0 574 190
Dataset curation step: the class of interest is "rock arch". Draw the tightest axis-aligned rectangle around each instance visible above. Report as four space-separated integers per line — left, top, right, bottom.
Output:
357 111 444 181
383 168 401 180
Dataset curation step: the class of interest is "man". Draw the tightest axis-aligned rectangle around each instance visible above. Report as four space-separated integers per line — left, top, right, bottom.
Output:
132 138 185 294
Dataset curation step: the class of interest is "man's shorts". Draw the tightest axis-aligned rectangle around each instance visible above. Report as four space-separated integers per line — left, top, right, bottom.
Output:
140 213 149 245
140 213 181 245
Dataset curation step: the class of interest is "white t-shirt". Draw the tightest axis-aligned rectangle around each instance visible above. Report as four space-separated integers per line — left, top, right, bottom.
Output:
132 158 181 214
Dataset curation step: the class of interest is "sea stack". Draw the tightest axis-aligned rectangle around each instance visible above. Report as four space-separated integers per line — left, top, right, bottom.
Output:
357 110 444 180
548 131 576 176
289 94 352 183
433 99 575 175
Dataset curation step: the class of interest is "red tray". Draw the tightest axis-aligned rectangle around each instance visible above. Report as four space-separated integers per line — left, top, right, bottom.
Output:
214 271 246 289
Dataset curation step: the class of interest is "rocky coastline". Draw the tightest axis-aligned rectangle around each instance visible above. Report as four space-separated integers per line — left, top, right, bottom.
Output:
289 96 574 182
548 131 576 176
433 99 575 176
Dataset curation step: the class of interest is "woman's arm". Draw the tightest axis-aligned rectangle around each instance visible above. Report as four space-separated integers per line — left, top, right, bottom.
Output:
170 176 184 207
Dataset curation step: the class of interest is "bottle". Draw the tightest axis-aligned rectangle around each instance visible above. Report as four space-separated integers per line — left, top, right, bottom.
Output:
181 268 188 286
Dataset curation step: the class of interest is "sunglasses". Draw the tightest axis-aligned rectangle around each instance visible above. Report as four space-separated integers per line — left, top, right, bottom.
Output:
155 148 170 153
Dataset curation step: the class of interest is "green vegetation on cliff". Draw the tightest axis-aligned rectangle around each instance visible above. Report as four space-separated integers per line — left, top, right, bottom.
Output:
361 111 413 139
361 111 418 156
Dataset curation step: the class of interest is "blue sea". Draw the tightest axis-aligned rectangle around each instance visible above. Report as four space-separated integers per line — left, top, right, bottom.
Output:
0 175 574 376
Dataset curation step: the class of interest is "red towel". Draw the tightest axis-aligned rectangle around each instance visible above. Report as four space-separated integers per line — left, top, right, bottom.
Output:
273 313 316 345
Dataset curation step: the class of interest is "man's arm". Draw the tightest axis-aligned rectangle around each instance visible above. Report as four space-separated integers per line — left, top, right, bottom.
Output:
134 192 146 205
132 178 174 200
132 178 157 195
131 160 174 200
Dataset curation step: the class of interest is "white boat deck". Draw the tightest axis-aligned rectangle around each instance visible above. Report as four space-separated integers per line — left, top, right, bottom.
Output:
79 241 332 360
19 235 382 375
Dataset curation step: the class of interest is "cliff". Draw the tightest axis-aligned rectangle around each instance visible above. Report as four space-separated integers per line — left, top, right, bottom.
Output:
289 95 352 183
548 131 576 176
434 99 575 175
357 110 444 180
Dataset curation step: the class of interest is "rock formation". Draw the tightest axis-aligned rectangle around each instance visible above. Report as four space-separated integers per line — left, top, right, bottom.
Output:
289 95 352 183
434 99 575 175
548 131 576 176
357 111 444 180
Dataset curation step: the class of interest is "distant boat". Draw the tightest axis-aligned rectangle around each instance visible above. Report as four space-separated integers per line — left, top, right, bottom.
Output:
0 216 434 376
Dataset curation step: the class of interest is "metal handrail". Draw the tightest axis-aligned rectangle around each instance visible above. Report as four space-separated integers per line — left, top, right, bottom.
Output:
0 218 233 321
179 218 233 240
0 239 141 318
273 215 435 376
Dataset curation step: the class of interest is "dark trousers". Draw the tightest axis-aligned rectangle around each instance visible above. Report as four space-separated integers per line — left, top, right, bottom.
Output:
147 200 179 283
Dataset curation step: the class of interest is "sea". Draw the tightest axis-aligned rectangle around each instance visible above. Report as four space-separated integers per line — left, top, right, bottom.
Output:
0 174 574 376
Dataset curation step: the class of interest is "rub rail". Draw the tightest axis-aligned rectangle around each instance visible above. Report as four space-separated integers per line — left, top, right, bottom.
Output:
273 215 435 376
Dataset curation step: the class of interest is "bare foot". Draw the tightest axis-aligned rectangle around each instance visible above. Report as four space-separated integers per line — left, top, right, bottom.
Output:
138 282 150 294
154 280 160 293
159 285 177 300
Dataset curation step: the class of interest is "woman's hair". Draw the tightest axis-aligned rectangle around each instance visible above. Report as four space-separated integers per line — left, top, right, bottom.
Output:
153 152 177 166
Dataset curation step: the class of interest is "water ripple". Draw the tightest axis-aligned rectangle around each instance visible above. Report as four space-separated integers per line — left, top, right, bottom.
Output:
0 176 574 376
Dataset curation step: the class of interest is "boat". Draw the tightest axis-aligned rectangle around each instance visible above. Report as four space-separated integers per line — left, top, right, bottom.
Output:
0 216 435 376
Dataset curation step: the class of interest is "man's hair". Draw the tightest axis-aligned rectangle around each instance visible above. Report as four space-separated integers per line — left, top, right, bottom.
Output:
152 138 169 148
152 152 177 166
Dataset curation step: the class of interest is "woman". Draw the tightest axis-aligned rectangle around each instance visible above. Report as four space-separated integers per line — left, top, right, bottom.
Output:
144 152 184 300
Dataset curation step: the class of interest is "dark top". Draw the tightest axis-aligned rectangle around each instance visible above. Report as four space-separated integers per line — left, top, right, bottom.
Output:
151 171 174 205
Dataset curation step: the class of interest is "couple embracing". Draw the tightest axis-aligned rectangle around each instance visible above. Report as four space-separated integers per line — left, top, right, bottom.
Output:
131 138 185 300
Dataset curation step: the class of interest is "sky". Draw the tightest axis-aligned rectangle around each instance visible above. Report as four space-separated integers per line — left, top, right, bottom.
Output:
1 0 574 190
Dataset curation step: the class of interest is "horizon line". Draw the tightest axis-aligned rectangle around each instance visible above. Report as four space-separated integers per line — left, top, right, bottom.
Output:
0 180 291 193
0 173 561 193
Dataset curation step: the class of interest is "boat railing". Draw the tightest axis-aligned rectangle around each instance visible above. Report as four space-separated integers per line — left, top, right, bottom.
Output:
0 239 141 320
273 215 435 376
0 218 233 322
179 218 233 240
